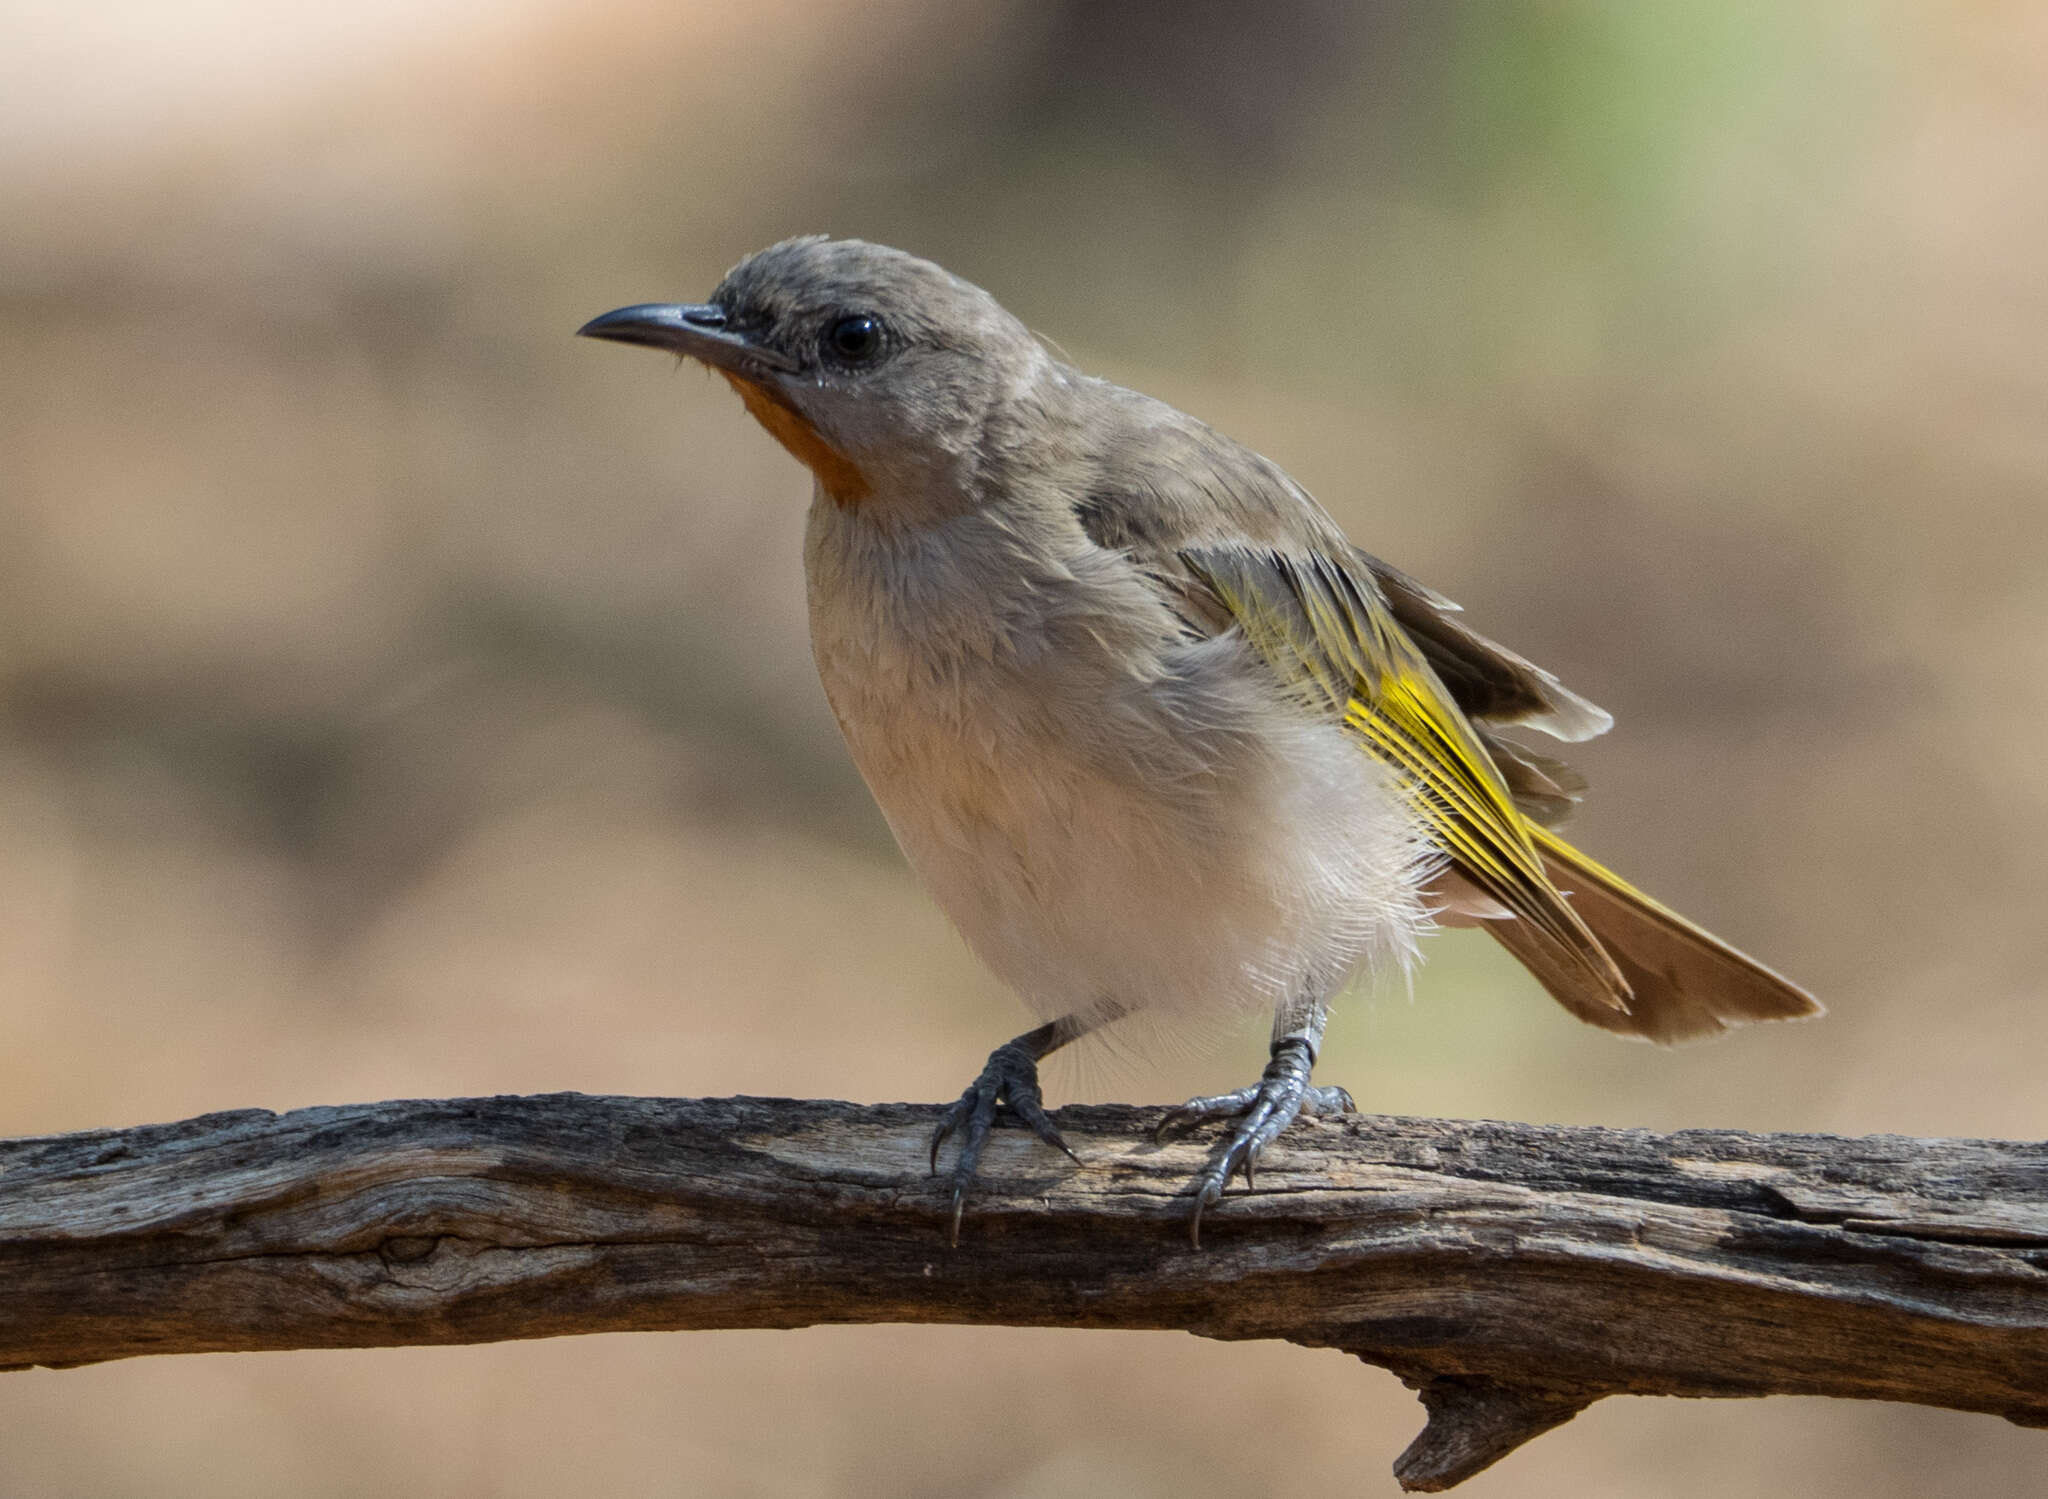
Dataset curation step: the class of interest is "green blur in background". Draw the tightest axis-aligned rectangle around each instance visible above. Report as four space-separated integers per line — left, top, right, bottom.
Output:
2 1 2044 1494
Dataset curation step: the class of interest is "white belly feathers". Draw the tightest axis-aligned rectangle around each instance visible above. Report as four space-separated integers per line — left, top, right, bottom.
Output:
804 498 1434 1033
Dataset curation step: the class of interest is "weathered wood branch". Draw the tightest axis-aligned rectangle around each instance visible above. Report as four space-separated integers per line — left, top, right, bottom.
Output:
3 1094 2044 1489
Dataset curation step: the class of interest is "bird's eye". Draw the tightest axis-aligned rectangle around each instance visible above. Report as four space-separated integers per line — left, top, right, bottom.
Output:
825 313 884 365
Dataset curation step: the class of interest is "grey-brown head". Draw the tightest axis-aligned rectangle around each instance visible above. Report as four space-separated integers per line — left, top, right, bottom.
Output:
580 237 1051 508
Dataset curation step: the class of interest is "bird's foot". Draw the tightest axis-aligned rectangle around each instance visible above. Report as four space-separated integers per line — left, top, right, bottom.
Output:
929 1039 1078 1247
1156 1037 1353 1248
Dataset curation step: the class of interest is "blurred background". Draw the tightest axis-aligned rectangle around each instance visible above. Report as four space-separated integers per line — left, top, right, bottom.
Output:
2 0 2045 1494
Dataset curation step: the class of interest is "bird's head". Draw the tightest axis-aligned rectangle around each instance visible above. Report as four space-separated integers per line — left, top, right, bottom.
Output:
580 237 1048 511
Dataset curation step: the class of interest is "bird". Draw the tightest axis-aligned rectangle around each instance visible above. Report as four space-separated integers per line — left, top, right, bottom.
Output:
578 236 1821 1247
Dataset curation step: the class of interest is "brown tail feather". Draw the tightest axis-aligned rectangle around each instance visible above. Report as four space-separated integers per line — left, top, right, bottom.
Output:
1485 826 1823 1045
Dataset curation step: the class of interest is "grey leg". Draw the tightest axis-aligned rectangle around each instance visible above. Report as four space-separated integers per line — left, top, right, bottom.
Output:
1157 1000 1355 1247
931 1007 1117 1246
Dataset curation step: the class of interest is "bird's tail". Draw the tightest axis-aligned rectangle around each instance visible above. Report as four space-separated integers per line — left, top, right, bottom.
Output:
1484 824 1823 1044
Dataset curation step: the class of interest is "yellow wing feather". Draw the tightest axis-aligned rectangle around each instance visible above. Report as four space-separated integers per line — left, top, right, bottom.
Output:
1185 549 1630 1009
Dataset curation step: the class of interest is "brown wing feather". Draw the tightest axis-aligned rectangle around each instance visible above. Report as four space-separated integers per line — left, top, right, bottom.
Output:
1357 551 1611 742
1480 729 1589 827
1488 825 1823 1043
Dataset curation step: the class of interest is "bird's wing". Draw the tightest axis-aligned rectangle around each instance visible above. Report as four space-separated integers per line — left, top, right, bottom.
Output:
1074 396 1628 1004
1353 551 1607 826
1177 544 1628 1009
1071 398 1611 739
1356 552 1612 742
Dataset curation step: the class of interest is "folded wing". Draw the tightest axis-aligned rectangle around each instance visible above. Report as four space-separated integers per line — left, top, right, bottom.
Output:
1073 398 1818 1042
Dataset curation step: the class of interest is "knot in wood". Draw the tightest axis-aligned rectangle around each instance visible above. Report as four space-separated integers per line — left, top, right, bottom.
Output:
378 1235 440 1266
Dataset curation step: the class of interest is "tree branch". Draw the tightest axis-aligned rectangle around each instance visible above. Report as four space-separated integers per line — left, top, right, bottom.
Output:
3 1094 2044 1489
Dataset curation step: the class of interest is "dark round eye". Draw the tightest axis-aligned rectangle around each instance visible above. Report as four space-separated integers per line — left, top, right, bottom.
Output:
825 313 884 364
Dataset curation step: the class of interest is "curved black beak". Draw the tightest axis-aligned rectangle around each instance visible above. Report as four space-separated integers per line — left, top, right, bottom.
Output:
577 303 798 377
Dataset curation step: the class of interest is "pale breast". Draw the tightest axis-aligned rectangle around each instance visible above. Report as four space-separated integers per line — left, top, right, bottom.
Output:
803 499 1433 1029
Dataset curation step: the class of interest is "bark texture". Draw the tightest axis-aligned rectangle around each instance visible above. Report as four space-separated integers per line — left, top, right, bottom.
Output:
3 1093 2044 1489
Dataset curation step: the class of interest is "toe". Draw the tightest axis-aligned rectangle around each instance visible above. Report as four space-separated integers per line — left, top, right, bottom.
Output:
997 1060 1080 1163
1241 1098 1302 1162
1018 1105 1079 1163
1303 1084 1356 1117
1155 1085 1260 1141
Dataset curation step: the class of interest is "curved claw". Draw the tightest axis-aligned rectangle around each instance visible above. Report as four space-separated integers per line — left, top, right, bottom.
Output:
1189 1182 1219 1249
948 1183 969 1249
929 1100 969 1174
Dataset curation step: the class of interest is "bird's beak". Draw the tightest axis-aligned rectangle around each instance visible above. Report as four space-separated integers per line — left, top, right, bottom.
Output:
576 303 799 379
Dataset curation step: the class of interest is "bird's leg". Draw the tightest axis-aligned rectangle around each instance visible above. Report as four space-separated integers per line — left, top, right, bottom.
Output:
1157 1000 1354 1247
930 1006 1118 1246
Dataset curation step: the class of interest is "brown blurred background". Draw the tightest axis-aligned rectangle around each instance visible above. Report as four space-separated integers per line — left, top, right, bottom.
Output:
3 0 2046 1494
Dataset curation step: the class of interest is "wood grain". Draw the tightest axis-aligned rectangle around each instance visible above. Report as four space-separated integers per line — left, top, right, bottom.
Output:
2 1094 2044 1489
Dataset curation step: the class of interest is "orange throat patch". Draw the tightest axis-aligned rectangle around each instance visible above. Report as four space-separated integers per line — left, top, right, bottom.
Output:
722 374 871 507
